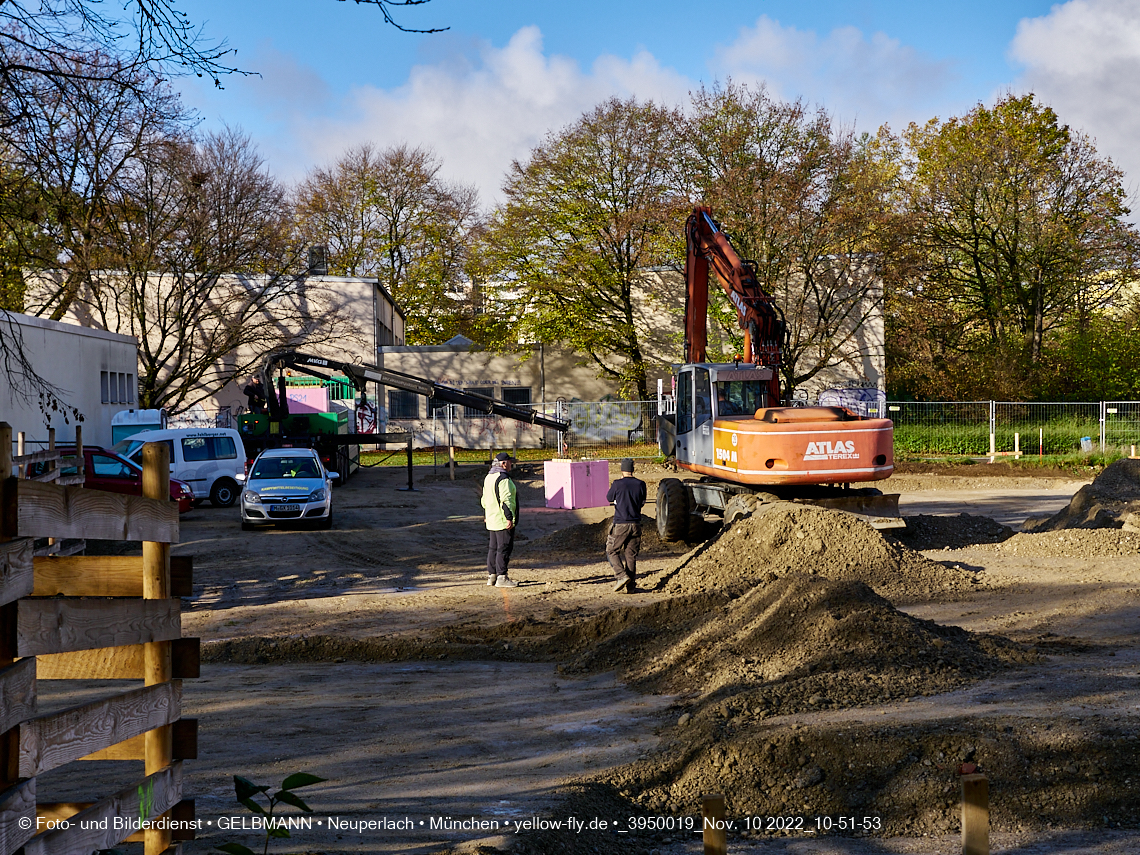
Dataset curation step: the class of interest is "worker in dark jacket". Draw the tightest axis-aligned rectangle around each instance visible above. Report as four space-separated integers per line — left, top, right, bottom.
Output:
243 376 267 414
606 457 647 593
481 452 520 588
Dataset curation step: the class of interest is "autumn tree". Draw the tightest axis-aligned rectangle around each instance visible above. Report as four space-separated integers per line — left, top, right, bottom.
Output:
293 143 480 344
676 82 910 397
0 0 442 414
22 128 359 411
481 97 679 400
895 94 1140 398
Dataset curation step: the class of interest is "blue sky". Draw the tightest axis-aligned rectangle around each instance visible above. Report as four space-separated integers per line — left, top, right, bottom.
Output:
177 0 1140 205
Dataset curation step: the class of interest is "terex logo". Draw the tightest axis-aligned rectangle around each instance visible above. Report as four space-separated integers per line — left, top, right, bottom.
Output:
803 439 859 461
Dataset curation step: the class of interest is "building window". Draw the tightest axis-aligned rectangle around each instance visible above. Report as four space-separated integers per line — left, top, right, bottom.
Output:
101 371 110 404
501 387 531 406
463 387 494 418
388 389 418 419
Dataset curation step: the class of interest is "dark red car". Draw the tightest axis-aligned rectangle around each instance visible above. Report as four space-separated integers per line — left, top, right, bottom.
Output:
27 445 195 513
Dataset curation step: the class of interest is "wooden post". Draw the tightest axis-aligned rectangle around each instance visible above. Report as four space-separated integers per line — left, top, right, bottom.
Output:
961 772 989 855
142 442 173 855
75 424 84 481
46 428 56 550
702 793 727 855
0 422 16 786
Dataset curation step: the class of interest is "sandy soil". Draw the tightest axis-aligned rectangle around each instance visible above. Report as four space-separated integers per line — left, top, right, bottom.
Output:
32 459 1140 854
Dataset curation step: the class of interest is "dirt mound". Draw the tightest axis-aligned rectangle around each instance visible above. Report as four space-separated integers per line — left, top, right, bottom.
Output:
1025 458 1140 531
665 503 983 603
584 716 1140 846
891 514 1014 550
985 528 1140 558
522 514 697 557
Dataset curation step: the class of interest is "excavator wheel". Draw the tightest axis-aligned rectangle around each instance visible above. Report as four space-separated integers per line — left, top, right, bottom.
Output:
657 478 691 542
686 511 706 542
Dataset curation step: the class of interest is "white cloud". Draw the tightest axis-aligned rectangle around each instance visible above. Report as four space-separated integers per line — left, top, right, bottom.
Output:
712 16 956 131
261 26 691 204
1010 0 1140 195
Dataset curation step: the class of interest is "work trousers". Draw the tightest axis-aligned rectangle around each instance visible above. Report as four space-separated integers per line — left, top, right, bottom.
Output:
605 522 642 583
487 527 516 579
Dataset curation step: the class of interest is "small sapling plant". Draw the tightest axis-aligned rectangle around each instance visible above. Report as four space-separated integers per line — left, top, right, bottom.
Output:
216 772 326 855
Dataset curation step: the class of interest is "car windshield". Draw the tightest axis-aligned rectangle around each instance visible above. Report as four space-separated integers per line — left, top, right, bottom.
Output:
250 457 320 480
111 439 145 458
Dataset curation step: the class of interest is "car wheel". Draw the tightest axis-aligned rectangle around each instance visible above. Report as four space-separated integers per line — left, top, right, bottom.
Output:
241 520 254 531
320 512 333 530
210 478 238 508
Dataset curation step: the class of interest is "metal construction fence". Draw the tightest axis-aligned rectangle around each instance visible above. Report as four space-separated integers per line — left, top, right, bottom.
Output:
888 400 1140 457
388 399 661 457
357 397 1140 459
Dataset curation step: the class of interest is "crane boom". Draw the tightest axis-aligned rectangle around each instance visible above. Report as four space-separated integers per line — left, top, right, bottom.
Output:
261 351 571 433
685 206 784 405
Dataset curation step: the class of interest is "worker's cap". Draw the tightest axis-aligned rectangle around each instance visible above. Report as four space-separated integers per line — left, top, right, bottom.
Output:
494 452 517 462
620 458 634 473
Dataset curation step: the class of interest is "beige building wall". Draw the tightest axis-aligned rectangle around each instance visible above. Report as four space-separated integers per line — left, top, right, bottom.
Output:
1 311 138 448
24 272 405 419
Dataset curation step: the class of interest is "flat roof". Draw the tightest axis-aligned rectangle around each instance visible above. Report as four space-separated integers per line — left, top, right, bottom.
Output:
3 310 137 346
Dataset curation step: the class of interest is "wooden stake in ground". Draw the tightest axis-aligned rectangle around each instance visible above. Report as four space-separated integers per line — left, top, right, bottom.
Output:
142 442 174 855
701 793 727 855
961 771 989 855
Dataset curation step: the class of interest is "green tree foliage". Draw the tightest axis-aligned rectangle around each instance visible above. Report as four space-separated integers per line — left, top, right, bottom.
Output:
892 94 1140 399
677 83 912 396
481 97 678 400
293 143 481 344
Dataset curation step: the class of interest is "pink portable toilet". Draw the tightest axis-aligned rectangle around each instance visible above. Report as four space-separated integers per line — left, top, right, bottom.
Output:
544 459 612 509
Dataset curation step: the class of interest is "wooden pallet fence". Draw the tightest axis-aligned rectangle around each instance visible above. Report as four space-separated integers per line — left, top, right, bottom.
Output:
0 423 197 855
14 429 86 558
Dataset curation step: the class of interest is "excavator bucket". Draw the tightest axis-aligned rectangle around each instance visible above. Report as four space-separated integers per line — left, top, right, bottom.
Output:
806 492 905 531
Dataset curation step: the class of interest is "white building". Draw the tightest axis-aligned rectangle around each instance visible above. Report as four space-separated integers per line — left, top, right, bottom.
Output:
1 311 138 448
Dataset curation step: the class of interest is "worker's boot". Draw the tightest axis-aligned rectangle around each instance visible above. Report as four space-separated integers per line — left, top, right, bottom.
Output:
495 576 519 588
487 575 498 586
612 574 632 593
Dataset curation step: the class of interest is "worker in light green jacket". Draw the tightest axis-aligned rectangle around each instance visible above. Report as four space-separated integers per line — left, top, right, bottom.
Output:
481 452 520 588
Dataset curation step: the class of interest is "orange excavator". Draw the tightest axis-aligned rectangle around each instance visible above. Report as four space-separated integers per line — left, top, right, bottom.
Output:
654 206 901 540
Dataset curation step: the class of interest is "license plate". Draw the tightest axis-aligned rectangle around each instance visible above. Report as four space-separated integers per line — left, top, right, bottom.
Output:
275 504 301 512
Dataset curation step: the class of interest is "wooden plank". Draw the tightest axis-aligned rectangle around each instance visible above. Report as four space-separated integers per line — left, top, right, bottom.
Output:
80 718 197 762
32 541 60 558
0 777 35 854
29 468 59 483
33 554 192 598
12 479 178 543
11 449 61 466
0 658 35 735
0 539 33 608
38 799 196 843
22 762 182 855
19 681 181 776
17 598 181 657
36 637 198 680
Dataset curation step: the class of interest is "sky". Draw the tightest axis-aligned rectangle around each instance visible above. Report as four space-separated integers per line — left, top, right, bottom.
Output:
176 0 1140 207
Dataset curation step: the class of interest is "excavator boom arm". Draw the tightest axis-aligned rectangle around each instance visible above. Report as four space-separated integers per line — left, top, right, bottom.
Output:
261 351 571 432
685 207 784 402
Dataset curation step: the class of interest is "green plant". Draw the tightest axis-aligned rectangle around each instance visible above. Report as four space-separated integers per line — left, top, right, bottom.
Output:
216 773 326 855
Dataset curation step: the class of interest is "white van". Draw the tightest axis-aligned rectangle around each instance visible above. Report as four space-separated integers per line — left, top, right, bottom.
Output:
112 428 245 507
